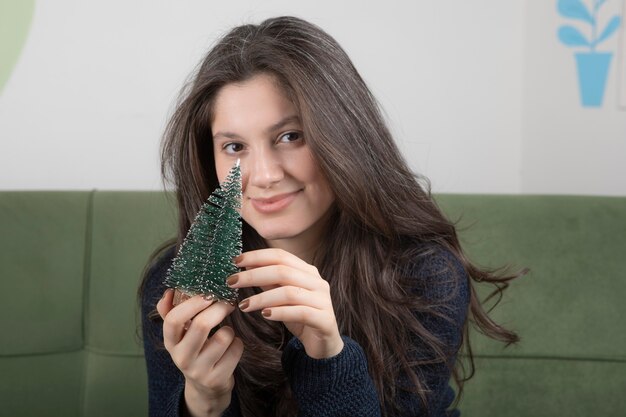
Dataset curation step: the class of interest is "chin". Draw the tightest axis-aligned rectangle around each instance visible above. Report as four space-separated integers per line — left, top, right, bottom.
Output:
247 220 302 241
255 227 297 241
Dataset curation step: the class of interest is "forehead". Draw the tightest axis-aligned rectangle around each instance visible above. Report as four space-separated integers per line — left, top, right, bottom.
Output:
211 74 297 128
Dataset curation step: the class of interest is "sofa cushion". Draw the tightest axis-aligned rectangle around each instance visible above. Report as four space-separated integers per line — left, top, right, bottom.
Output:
436 194 626 417
437 194 626 361
0 352 84 417
84 191 177 416
0 191 89 355
0 192 90 417
87 191 177 354
459 357 626 415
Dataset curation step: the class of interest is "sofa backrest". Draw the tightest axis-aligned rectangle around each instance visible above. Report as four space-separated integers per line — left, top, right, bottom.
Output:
1 191 624 416
437 194 626 415
0 191 177 417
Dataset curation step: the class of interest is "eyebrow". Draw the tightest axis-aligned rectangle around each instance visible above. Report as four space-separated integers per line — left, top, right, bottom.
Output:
212 115 301 141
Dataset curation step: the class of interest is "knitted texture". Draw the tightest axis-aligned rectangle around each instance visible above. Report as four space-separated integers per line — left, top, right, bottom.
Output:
141 245 468 416
281 336 380 416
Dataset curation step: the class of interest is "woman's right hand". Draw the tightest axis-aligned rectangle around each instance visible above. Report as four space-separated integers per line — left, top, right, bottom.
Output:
157 289 244 417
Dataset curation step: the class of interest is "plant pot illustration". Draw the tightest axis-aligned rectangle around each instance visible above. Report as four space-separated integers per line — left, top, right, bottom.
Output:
557 0 622 108
574 52 613 106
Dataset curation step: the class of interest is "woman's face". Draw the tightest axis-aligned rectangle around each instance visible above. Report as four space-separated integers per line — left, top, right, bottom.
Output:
211 73 335 250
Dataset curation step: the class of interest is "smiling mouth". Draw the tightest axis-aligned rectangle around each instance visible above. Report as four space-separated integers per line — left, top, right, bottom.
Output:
250 190 301 213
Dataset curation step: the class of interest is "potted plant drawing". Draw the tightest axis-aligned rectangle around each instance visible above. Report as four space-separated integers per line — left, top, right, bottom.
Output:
557 0 621 106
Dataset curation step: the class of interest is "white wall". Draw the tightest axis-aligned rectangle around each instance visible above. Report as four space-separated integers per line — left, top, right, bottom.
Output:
522 0 626 195
4 1 620 196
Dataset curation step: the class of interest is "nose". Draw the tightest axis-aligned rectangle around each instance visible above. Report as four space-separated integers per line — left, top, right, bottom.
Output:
245 148 284 189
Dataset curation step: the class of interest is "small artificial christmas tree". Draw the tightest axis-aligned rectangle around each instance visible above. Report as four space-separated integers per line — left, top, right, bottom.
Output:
164 160 242 305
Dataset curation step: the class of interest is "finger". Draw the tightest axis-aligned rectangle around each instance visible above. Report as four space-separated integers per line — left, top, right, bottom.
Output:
162 295 216 348
229 265 324 292
261 305 332 331
156 289 175 320
196 326 238 368
238 286 327 312
193 334 243 395
176 302 236 358
236 248 317 274
209 336 244 383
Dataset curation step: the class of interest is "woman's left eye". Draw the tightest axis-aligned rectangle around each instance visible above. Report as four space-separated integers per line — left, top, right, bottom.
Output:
278 131 302 143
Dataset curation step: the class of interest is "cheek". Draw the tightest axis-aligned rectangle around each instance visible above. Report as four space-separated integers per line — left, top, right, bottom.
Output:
317 179 335 209
241 200 252 220
303 165 335 207
305 159 330 193
214 156 234 185
289 152 334 204
285 149 319 182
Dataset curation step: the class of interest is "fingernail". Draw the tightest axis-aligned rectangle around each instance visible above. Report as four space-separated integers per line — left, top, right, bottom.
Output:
226 274 239 287
238 298 250 311
233 254 243 265
173 290 191 306
262 309 271 318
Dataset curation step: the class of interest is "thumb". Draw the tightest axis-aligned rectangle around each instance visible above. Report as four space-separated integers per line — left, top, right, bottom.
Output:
156 288 175 319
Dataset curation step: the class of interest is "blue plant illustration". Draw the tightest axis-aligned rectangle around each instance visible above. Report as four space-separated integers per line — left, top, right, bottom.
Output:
557 0 621 106
558 0 621 50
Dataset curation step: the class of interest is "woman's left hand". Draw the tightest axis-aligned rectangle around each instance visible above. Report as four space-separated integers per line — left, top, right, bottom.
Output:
227 248 344 359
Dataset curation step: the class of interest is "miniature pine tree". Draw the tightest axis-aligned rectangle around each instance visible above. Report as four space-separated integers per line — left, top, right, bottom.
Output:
164 160 242 305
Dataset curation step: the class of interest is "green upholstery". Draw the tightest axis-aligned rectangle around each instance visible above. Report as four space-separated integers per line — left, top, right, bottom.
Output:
437 195 626 416
0 191 177 417
0 191 624 416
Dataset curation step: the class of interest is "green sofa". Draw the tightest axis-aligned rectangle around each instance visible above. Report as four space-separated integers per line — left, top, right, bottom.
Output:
1 191 624 416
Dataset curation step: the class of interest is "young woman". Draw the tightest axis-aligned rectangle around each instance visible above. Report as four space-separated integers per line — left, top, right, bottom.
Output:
140 16 520 417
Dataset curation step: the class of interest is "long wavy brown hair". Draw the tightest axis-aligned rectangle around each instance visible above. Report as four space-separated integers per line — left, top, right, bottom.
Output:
139 16 523 417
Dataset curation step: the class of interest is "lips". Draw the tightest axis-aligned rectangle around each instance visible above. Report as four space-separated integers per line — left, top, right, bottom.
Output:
250 190 301 213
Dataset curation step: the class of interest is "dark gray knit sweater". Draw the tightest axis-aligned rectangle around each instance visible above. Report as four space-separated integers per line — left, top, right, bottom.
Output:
141 245 468 416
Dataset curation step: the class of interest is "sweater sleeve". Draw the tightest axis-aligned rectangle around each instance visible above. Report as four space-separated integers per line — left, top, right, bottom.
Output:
140 248 241 417
141 248 187 417
281 335 381 417
281 245 469 417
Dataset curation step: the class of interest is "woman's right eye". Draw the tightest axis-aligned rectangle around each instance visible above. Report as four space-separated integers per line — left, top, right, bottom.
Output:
223 143 244 154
